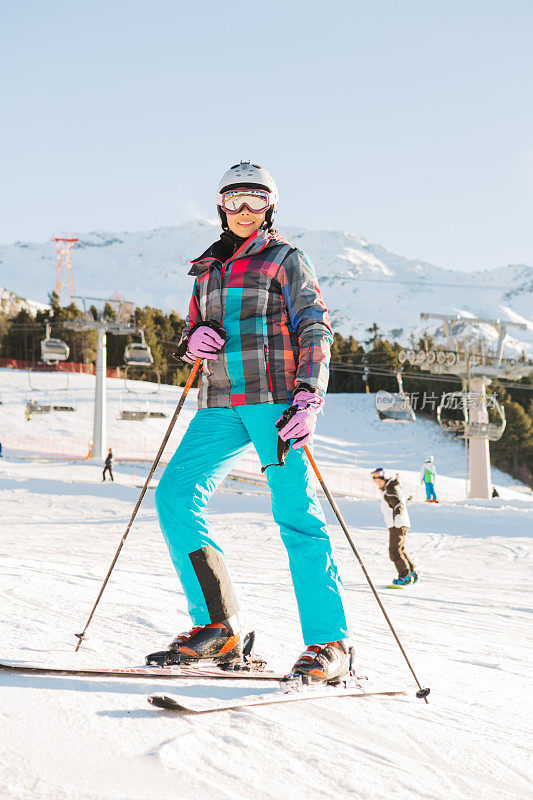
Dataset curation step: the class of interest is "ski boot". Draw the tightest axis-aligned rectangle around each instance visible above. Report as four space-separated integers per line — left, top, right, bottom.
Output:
392 574 412 586
410 570 419 583
146 616 242 667
281 640 351 689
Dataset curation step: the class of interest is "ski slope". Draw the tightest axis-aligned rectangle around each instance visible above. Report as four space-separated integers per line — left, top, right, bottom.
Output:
0 368 532 800
0 366 526 501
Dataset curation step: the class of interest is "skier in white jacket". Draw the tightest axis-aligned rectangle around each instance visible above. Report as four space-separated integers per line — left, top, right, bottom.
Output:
371 468 417 586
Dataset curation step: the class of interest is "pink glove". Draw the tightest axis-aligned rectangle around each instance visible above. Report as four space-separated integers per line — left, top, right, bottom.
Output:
186 326 226 360
277 390 324 450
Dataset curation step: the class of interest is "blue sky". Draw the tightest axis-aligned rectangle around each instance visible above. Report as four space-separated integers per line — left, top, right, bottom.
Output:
1 0 532 271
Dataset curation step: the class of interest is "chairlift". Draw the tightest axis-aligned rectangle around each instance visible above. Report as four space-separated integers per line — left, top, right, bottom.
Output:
437 392 506 441
436 392 466 435
28 367 70 393
40 324 70 364
117 395 150 421
124 343 154 366
376 373 416 423
148 395 168 418
52 392 77 412
26 396 52 415
124 330 153 367
123 366 161 395
41 338 70 364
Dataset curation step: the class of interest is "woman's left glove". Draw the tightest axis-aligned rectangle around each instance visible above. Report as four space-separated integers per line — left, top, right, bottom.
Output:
276 389 324 450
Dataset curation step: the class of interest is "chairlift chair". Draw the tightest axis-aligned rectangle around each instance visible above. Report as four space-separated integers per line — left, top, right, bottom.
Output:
26 396 52 415
52 392 77 412
437 392 506 441
28 367 70 392
124 338 154 367
123 366 161 395
117 395 150 421
41 337 70 364
148 394 168 418
376 393 416 423
118 409 150 421
376 372 416 423
437 392 467 435
124 343 154 366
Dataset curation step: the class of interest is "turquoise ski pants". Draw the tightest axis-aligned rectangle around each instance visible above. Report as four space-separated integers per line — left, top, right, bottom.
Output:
424 481 437 501
155 404 348 645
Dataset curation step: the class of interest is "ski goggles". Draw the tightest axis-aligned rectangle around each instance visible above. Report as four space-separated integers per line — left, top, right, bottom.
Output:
371 468 385 480
216 189 275 214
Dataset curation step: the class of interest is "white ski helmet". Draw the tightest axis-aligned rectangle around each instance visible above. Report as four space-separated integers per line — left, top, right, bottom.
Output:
425 455 434 463
217 161 279 231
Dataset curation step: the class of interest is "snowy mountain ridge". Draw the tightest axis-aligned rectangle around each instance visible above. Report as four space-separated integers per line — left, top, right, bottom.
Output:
0 287 48 316
1 219 532 354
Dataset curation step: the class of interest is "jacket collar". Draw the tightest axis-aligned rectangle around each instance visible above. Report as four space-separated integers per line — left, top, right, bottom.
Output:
189 229 289 275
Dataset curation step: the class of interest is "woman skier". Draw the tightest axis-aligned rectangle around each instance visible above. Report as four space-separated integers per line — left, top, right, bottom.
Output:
150 161 350 684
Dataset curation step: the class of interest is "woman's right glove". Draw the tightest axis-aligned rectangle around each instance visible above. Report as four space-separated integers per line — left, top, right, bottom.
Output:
173 321 227 363
187 325 226 360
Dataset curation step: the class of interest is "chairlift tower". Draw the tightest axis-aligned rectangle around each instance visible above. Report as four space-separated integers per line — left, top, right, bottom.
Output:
64 298 139 460
410 313 533 499
51 233 78 304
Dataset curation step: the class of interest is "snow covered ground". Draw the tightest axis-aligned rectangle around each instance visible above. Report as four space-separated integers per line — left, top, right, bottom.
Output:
1 368 532 800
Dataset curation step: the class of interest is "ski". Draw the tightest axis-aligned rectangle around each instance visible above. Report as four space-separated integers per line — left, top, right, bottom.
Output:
148 685 406 714
0 661 283 681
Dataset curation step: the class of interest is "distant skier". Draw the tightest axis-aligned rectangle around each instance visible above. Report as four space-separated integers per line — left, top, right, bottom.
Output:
102 448 114 482
420 455 438 502
492 486 500 499
371 467 417 586
149 161 350 685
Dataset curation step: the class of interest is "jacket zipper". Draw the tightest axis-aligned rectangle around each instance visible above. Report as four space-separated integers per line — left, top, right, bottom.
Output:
264 345 273 393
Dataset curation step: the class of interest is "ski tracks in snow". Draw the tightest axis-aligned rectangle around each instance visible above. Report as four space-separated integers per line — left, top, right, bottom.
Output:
1 452 532 799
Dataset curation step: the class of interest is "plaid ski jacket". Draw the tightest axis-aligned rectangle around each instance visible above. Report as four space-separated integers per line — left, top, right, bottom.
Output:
178 229 333 409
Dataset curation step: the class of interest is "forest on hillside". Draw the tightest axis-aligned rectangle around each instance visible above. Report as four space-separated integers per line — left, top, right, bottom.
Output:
1 298 532 486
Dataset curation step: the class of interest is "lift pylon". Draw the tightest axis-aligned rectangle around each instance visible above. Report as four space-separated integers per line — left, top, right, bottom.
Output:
51 233 78 304
419 313 532 498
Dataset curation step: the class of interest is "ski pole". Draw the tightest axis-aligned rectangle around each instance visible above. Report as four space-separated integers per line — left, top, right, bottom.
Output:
303 445 430 703
74 357 202 652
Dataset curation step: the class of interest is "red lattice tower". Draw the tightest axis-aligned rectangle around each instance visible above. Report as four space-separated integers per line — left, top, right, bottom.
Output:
51 233 78 304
